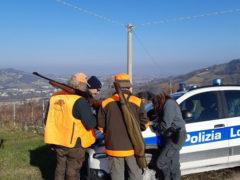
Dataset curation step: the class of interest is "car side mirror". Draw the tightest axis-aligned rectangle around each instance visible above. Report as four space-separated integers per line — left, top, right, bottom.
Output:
182 110 193 120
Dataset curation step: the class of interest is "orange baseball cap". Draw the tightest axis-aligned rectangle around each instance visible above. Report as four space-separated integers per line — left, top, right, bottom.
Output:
114 73 130 81
114 73 132 87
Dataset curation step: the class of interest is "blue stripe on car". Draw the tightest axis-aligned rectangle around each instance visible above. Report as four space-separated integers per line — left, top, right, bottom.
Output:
144 125 240 146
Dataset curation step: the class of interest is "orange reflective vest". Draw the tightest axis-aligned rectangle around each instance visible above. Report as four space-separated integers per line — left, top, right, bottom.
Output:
44 92 96 148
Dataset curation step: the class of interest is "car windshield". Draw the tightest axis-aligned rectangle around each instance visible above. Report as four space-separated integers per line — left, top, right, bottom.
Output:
145 92 185 112
171 92 185 100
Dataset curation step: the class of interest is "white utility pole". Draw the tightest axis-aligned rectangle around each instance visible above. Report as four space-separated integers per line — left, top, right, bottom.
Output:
127 24 133 83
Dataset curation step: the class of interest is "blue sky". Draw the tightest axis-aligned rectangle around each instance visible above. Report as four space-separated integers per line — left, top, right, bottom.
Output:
0 0 240 78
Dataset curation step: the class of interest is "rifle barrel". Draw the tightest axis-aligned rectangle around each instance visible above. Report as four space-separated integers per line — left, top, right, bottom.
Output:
33 72 101 109
33 72 52 81
33 72 73 89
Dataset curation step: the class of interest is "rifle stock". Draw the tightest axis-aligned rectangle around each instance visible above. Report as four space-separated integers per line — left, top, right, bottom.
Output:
33 72 101 109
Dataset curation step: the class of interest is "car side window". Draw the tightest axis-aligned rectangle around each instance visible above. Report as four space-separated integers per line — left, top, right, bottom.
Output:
224 90 240 118
180 92 219 123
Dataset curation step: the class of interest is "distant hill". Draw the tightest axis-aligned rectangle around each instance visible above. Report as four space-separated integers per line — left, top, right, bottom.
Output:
0 68 38 89
0 69 69 101
0 69 68 89
134 58 240 94
0 58 240 101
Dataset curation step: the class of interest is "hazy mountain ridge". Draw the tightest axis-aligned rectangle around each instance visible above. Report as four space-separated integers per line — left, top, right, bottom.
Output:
0 58 240 101
173 58 240 86
0 68 37 87
0 70 69 101
134 58 240 93
0 69 68 89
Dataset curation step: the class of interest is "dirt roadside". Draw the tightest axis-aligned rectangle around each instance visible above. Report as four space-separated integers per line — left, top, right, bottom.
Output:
182 166 240 180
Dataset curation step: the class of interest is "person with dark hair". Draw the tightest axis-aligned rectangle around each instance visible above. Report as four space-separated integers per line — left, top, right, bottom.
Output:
87 76 102 96
149 86 186 180
87 75 102 117
44 72 97 180
98 73 149 180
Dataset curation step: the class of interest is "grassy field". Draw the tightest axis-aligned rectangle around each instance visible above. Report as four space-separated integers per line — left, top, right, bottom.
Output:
0 128 56 180
1 128 240 180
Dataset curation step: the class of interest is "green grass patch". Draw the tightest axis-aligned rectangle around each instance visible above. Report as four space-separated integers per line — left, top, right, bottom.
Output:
0 128 56 180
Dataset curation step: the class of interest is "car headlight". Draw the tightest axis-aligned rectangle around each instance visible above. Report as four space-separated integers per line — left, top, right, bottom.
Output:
90 168 110 179
93 153 108 159
97 170 105 178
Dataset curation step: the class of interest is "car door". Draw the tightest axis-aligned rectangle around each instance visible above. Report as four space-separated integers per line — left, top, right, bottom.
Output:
222 89 240 163
177 90 228 170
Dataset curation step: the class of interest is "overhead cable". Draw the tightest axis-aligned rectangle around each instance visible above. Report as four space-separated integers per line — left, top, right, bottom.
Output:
135 8 240 27
56 1 240 29
56 0 125 27
132 30 162 70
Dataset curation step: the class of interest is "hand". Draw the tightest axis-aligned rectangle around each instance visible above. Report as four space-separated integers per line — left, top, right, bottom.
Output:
50 145 55 151
148 121 155 126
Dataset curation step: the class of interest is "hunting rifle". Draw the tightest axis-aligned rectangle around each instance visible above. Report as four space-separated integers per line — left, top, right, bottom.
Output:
33 72 101 109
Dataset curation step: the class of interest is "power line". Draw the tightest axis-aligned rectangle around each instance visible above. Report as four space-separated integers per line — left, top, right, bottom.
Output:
56 0 125 27
56 0 240 29
132 30 162 71
55 1 240 76
135 8 240 27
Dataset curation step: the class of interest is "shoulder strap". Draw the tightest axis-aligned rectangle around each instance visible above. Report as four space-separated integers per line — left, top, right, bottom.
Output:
126 94 131 103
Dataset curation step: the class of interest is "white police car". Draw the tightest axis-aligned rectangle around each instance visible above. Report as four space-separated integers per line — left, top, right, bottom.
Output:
84 79 240 179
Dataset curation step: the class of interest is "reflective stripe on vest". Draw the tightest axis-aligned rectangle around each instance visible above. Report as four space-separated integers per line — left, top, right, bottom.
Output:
106 149 135 157
44 93 96 148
